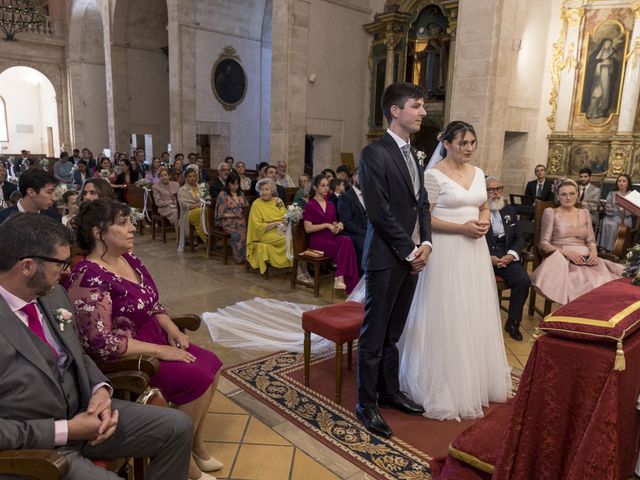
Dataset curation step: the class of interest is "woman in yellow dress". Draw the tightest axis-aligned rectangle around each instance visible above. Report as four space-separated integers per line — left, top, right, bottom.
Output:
246 178 292 273
178 167 206 243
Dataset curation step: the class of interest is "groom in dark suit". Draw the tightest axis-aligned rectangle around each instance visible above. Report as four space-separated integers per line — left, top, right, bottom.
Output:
357 82 432 438
0 213 193 479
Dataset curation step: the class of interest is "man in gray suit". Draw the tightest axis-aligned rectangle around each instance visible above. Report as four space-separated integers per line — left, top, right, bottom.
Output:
0 213 193 479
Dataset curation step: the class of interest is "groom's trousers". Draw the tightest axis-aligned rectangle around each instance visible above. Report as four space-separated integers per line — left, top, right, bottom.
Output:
357 261 418 408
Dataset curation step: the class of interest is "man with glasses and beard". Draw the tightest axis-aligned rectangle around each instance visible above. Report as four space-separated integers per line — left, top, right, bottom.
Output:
485 176 531 341
0 213 193 479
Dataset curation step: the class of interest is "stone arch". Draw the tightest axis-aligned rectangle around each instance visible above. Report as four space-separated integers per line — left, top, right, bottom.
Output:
0 65 62 154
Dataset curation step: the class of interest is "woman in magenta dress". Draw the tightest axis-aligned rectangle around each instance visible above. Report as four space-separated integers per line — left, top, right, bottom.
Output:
65 199 222 480
303 174 359 293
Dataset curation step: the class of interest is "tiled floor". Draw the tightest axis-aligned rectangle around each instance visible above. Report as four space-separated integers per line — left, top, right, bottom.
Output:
134 232 539 479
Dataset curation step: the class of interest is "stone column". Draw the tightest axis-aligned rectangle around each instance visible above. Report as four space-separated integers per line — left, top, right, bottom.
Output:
618 2 640 132
554 7 584 132
383 32 401 87
270 0 309 181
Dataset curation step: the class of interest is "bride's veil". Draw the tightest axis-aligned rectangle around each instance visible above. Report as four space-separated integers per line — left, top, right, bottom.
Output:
426 141 444 170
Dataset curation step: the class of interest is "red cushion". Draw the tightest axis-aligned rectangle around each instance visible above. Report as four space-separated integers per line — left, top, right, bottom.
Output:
540 278 640 343
301 301 364 343
448 401 514 474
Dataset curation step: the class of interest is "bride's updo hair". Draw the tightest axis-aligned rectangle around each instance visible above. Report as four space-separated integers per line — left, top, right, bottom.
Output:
439 121 477 157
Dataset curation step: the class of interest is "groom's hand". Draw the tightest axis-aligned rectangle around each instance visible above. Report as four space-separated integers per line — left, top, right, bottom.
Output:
410 244 431 272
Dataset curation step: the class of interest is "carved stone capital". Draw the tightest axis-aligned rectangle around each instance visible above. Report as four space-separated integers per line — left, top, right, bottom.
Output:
383 32 402 50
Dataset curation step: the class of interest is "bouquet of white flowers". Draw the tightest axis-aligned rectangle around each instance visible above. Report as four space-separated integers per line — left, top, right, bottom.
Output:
135 178 153 190
623 244 640 285
197 182 211 202
54 183 68 201
100 169 111 178
282 203 303 226
129 207 144 226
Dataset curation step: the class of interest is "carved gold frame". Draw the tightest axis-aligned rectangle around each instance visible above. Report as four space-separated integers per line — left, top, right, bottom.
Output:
576 18 629 127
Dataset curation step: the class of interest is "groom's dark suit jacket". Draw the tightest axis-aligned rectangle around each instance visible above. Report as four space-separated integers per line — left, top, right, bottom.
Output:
359 132 432 270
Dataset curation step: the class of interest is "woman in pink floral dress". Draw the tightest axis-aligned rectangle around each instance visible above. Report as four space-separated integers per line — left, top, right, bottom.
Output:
65 199 222 480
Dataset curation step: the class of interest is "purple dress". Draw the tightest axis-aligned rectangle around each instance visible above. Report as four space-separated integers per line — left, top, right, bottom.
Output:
64 253 222 405
303 197 360 293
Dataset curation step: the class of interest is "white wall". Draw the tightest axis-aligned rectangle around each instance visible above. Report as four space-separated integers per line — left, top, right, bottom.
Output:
195 29 264 166
306 0 375 164
0 67 59 155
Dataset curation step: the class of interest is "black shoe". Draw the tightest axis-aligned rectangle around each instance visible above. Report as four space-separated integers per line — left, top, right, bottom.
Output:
355 405 393 438
505 319 523 341
378 391 425 416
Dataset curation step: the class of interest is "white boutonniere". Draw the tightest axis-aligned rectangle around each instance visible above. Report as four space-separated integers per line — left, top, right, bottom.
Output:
54 308 73 331
415 151 427 167
504 215 512 224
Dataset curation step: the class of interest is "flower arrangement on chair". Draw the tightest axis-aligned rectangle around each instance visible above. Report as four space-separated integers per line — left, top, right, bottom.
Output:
623 244 640 285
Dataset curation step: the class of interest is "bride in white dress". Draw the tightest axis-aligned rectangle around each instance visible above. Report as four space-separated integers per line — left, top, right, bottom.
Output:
398 121 511 421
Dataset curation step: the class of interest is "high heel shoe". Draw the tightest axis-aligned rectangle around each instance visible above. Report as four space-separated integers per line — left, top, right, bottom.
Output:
192 452 224 472
190 472 217 480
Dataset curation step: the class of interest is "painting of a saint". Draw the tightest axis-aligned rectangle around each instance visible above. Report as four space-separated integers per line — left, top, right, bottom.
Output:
579 22 628 123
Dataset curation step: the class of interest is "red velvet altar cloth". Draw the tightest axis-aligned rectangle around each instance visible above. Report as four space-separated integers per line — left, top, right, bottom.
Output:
493 330 640 479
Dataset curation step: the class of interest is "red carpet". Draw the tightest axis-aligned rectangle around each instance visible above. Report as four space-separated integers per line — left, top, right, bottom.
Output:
224 350 520 479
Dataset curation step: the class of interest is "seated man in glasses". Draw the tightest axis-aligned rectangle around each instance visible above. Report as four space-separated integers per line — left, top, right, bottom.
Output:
485 176 531 341
0 212 193 479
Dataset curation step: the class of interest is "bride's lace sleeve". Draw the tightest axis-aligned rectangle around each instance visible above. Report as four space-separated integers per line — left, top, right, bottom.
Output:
424 171 441 205
66 270 130 363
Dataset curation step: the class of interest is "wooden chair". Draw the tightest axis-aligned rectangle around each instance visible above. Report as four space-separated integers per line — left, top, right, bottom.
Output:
290 222 334 297
127 186 147 235
151 193 177 243
0 314 201 480
206 203 230 263
509 193 536 220
528 201 558 317
284 187 298 204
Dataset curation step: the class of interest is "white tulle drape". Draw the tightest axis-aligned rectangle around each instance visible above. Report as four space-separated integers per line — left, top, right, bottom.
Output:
203 297 340 353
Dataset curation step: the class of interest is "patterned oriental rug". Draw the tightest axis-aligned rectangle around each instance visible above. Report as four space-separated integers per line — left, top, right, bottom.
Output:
223 349 521 480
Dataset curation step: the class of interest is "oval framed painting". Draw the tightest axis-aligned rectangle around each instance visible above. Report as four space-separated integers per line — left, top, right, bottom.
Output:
211 46 247 111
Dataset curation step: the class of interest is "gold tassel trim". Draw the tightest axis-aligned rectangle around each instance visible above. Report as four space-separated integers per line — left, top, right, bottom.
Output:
528 327 545 349
614 340 626 371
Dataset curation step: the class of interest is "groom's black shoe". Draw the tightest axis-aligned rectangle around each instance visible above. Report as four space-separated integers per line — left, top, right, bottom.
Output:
378 392 425 416
355 405 392 438
504 319 523 341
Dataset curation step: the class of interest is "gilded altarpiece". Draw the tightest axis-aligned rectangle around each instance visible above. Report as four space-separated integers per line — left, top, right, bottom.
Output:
548 1 640 191
364 1 458 155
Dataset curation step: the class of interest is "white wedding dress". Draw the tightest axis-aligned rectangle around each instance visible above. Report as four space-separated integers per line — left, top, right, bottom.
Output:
398 166 511 421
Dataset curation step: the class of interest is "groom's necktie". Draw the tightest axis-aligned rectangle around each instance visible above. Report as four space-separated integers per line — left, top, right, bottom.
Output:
400 144 418 194
400 144 421 244
20 303 59 359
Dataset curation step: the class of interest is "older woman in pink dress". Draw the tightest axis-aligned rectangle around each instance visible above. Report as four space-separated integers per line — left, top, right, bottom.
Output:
65 199 222 480
531 178 623 304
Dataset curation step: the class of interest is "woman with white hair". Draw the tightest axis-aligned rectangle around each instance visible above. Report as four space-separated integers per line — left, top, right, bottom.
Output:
246 178 292 273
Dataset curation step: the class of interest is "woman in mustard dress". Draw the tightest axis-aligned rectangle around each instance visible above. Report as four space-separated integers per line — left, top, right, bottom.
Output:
246 178 292 273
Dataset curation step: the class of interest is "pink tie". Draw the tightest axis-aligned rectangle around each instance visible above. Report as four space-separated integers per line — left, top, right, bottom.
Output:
20 303 58 359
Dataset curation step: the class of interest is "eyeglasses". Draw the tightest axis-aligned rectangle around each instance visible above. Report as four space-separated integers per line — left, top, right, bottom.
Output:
486 187 504 193
19 255 72 270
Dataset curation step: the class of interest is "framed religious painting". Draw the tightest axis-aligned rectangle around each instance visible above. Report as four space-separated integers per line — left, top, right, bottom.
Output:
577 18 629 127
570 143 609 174
211 46 247 111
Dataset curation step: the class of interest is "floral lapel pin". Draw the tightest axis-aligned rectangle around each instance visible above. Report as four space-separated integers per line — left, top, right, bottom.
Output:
415 150 427 167
54 308 73 332
504 215 512 224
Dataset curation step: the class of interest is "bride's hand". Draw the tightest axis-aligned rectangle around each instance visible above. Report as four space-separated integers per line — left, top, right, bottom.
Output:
462 220 489 239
